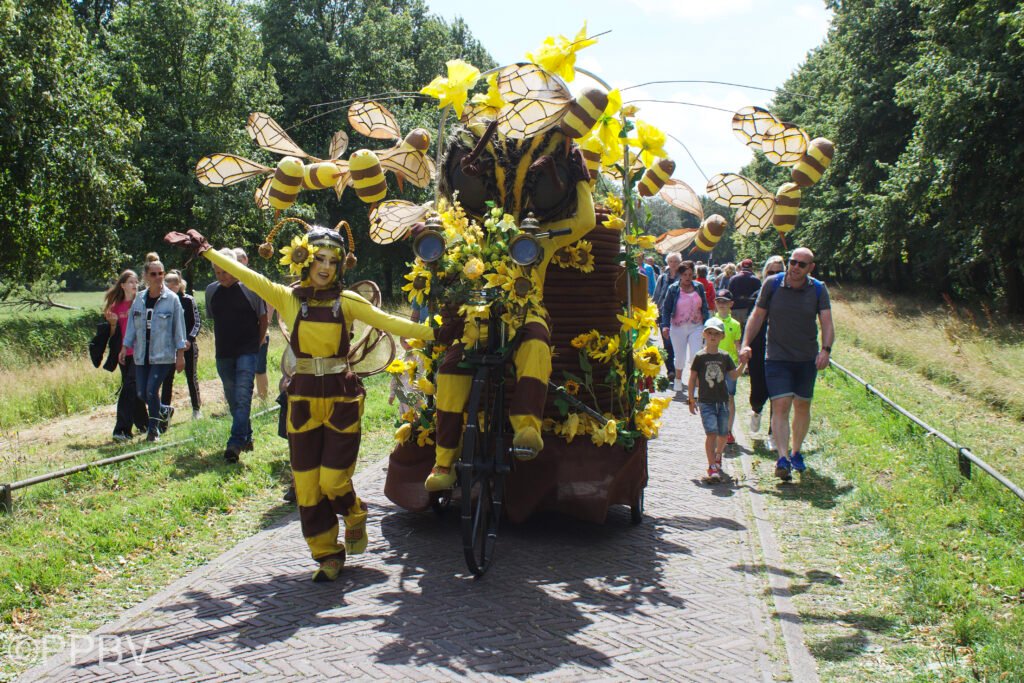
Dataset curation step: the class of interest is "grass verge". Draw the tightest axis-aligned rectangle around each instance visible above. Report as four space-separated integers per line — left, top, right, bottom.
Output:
0 372 395 680
742 344 1024 681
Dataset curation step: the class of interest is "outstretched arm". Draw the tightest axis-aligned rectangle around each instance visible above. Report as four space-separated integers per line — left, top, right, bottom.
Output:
342 291 435 341
203 249 297 321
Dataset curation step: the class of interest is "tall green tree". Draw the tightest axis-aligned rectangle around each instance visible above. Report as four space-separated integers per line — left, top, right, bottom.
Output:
105 0 280 270
0 0 143 281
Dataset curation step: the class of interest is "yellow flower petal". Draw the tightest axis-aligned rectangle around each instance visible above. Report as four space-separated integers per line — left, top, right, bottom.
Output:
420 59 481 118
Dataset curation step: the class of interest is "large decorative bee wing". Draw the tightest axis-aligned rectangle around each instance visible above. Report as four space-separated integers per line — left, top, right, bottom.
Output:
658 179 704 222
760 122 809 166
254 177 273 209
495 63 573 139
734 196 776 235
731 106 780 150
348 101 401 140
329 130 349 160
706 173 771 208
368 200 430 245
332 161 351 200
377 147 434 189
346 280 398 378
246 113 312 159
195 154 272 187
655 227 699 254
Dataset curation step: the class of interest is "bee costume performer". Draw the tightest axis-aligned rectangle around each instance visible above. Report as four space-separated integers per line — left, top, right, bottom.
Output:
166 222 446 582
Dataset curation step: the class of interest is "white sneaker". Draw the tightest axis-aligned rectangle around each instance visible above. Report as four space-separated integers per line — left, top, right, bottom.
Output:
749 411 762 434
192 409 203 420
673 379 682 392
766 434 775 452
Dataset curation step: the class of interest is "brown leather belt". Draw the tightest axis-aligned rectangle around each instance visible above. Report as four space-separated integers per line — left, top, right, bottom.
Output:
293 357 348 376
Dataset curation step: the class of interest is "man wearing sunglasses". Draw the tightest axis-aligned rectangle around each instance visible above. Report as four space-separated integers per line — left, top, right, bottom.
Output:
739 247 834 482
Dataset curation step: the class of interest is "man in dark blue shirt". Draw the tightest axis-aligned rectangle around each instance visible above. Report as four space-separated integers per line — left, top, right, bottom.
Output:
206 249 268 462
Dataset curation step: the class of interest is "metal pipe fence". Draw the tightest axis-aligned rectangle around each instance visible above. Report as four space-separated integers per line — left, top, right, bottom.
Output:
828 359 1024 504
1 405 281 513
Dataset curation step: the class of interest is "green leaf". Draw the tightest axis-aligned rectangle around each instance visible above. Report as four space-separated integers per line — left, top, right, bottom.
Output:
554 398 569 416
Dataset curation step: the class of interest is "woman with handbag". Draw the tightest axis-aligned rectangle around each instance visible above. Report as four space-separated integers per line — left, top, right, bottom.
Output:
102 270 149 441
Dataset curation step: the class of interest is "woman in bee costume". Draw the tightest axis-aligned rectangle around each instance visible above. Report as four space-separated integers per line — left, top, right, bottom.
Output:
166 223 449 582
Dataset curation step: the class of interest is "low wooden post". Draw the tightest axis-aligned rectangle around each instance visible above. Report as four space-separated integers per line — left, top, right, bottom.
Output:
0 483 11 514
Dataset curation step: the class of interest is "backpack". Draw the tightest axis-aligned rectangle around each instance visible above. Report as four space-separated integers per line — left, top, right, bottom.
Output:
763 272 824 307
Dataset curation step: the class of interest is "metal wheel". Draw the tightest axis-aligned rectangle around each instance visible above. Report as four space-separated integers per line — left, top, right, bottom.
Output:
459 366 509 577
430 490 452 516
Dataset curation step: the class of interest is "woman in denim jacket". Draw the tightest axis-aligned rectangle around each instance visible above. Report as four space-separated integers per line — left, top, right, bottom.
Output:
119 260 186 441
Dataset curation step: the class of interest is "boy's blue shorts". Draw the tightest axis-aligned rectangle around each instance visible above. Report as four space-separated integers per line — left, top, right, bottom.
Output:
725 376 737 396
699 401 730 435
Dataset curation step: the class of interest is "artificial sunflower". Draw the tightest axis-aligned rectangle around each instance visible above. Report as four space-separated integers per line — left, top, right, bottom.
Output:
564 379 580 396
634 346 663 378
573 242 595 273
279 235 319 276
402 261 432 306
591 335 620 363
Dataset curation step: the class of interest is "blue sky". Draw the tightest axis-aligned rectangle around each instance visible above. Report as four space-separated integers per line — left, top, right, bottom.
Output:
425 0 833 194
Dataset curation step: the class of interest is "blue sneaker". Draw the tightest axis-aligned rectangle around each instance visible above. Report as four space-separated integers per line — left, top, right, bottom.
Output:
790 451 806 472
774 456 793 481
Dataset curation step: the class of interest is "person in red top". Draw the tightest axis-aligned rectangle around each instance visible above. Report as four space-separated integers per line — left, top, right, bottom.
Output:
695 265 717 313
102 270 149 441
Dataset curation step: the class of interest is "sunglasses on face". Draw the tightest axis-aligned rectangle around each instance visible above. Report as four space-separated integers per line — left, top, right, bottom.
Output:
788 259 810 269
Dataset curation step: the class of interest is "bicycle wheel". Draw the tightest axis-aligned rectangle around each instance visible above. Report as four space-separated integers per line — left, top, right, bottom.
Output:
459 367 509 577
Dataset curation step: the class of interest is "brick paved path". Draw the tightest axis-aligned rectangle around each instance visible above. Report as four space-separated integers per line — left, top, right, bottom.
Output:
22 395 782 682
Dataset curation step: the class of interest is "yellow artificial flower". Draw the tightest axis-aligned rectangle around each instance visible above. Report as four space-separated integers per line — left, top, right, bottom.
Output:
558 412 581 443
617 303 658 333
564 379 580 396
627 120 669 168
416 428 435 448
524 22 597 83
602 193 624 216
621 104 640 117
591 418 619 446
279 235 318 276
602 214 625 230
635 412 658 438
573 242 594 273
591 335 620 363
420 59 481 118
386 358 414 375
571 330 601 352
624 233 657 249
400 408 418 423
414 377 436 396
395 423 413 444
634 346 663 378
405 337 425 350
462 257 485 280
401 261 432 306
470 72 506 109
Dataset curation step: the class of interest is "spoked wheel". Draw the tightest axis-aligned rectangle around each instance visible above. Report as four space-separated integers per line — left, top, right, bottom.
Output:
459 455 507 577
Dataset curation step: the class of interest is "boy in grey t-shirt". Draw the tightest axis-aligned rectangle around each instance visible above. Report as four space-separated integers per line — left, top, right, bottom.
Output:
688 318 745 482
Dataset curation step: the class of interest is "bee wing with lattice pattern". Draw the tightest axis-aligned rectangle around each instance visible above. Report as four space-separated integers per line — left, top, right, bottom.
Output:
658 179 704 222
461 101 500 125
329 130 349 160
761 122 809 166
706 173 771 208
734 196 776 235
378 147 433 188
246 113 310 159
495 63 572 139
195 154 272 187
497 98 570 139
368 200 430 245
254 177 273 209
346 280 397 378
333 163 351 200
731 106 781 150
348 101 401 140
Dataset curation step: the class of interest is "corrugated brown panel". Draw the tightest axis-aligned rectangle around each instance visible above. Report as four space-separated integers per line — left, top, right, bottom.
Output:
543 225 628 419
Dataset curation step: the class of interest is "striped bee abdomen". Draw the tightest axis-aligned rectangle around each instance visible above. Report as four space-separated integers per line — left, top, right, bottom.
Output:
694 214 728 252
560 88 608 139
637 158 675 197
269 156 304 210
773 182 801 233
791 138 834 187
301 162 342 191
349 149 387 203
